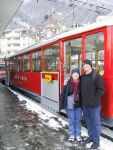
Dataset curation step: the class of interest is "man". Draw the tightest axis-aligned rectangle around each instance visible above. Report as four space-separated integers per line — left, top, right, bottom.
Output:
80 59 104 149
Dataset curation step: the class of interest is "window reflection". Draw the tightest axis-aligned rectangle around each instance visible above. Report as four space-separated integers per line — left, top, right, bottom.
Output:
64 38 82 77
18 56 22 72
0 64 5 71
32 51 42 72
24 54 30 72
85 32 104 75
44 44 59 72
10 57 18 71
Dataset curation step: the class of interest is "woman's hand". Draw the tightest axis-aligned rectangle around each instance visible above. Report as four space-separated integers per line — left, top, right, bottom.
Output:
64 80 68 85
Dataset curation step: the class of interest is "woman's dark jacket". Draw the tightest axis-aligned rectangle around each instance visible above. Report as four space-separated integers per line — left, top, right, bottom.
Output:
59 79 81 110
80 71 104 107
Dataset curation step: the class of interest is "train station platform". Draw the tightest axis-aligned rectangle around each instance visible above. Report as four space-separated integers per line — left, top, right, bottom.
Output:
0 83 76 150
0 83 113 150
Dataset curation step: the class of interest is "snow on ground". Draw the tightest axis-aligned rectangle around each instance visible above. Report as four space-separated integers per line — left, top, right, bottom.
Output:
9 88 113 150
9 89 66 130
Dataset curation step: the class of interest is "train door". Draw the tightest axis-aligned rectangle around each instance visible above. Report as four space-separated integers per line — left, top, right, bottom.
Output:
41 43 60 111
84 32 107 125
64 38 82 80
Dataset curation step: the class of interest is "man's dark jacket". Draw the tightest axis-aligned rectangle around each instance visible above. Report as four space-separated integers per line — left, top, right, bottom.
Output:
59 79 81 110
80 71 104 107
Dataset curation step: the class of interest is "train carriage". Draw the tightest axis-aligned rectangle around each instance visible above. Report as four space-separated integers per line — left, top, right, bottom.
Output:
5 18 113 127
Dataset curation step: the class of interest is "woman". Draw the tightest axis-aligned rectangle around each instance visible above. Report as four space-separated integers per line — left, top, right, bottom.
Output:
60 68 82 142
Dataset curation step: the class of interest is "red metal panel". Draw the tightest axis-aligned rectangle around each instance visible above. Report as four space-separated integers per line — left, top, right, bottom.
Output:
82 34 85 60
111 26 113 74
104 26 112 76
97 27 113 119
59 40 64 93
101 76 113 118
101 26 113 118
10 72 41 94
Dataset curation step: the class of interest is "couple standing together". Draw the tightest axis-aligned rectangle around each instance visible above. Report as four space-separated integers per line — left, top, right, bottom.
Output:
60 59 104 149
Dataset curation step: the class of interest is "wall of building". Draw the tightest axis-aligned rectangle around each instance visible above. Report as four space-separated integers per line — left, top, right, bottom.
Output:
0 29 36 55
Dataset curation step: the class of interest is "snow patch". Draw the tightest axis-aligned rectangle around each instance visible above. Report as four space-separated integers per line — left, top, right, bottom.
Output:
9 88 113 150
9 88 66 131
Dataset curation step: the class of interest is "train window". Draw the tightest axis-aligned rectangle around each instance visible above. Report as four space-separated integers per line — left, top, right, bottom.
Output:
9 60 12 71
18 56 22 72
44 44 59 72
0 64 5 71
64 38 82 77
32 51 42 72
10 57 18 71
85 32 104 75
24 54 30 72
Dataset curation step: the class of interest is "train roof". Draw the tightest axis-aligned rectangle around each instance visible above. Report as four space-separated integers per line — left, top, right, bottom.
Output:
7 18 113 59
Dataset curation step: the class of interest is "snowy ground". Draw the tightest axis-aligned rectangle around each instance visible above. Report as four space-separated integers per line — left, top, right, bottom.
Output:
9 88 113 150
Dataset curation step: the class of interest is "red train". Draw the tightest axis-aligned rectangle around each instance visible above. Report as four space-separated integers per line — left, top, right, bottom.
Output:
0 60 5 82
5 19 113 127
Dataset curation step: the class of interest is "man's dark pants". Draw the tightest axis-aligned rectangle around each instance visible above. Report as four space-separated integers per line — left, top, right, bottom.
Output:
82 106 101 142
